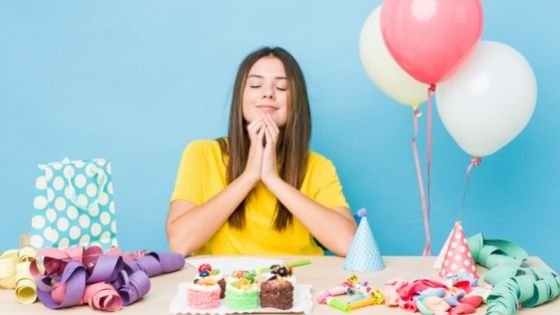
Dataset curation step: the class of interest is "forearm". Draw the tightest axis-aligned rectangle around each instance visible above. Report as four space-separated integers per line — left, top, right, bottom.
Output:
264 177 357 257
167 173 257 256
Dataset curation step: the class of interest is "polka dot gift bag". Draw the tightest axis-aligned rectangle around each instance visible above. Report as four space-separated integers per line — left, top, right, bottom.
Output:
29 158 118 249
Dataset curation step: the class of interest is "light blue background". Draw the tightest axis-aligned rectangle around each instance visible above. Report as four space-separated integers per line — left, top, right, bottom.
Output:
1 1 558 271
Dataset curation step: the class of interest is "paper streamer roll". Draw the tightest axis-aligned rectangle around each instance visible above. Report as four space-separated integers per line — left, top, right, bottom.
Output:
467 233 560 314
0 249 18 288
0 245 38 304
15 261 37 304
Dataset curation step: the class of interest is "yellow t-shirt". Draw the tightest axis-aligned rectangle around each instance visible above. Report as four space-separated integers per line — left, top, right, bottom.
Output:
170 139 349 255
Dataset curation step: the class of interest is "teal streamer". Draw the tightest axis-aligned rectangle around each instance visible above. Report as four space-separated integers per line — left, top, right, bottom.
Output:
467 233 560 315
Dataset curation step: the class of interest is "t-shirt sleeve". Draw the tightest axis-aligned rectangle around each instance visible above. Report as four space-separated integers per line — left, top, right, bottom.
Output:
312 157 349 209
170 141 205 205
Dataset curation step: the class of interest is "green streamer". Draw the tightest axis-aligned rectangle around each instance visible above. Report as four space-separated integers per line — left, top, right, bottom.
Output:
467 234 560 315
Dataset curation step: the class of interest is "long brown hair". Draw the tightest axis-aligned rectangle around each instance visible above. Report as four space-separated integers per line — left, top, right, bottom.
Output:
217 47 311 231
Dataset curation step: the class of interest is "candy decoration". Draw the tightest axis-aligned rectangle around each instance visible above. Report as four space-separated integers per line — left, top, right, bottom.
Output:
286 259 311 268
198 263 212 273
257 259 310 274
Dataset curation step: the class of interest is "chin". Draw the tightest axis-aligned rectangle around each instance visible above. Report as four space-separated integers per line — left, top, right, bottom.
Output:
273 118 288 127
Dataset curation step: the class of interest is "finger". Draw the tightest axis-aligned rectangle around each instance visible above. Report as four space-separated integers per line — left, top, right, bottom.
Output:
263 124 275 147
247 119 265 137
264 114 279 134
247 117 264 132
257 124 266 141
263 116 279 140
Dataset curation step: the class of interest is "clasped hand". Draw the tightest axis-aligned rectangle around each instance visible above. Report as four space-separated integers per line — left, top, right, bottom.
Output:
244 113 280 185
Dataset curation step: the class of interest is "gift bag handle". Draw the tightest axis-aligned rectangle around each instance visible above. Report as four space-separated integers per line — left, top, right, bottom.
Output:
64 160 109 212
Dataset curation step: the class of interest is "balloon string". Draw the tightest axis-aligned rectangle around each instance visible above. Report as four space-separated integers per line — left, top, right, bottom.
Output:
412 108 431 256
427 84 435 223
460 157 481 219
424 84 436 255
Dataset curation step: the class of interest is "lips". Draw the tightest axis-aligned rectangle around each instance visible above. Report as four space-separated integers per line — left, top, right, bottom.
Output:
256 105 279 112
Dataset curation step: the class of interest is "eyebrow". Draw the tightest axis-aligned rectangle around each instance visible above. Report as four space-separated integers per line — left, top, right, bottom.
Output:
247 74 287 80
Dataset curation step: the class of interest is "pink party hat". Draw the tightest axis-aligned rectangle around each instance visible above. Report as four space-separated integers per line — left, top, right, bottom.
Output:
435 221 478 279
344 208 384 272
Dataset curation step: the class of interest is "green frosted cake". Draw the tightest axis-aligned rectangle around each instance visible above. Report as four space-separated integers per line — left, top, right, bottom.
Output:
225 270 259 310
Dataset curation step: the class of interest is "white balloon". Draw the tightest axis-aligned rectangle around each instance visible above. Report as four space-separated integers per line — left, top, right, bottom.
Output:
436 41 537 157
360 5 427 107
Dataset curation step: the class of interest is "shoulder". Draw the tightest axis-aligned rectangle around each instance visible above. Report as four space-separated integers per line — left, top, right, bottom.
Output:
181 139 224 160
307 150 337 170
184 139 221 153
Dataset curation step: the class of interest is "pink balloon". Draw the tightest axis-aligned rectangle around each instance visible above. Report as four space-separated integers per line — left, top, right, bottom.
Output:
381 0 483 85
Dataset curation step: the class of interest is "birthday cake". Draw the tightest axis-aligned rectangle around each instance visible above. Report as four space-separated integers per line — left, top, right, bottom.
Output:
259 264 296 310
186 264 222 309
195 263 225 298
225 270 260 310
186 280 220 309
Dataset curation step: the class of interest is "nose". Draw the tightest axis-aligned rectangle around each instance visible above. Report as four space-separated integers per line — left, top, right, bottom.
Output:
262 85 275 100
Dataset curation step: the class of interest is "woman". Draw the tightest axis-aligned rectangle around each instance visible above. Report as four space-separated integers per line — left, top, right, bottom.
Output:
166 47 356 257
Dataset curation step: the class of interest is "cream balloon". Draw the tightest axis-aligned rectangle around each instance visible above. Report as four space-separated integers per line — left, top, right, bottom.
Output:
436 41 537 157
359 5 427 107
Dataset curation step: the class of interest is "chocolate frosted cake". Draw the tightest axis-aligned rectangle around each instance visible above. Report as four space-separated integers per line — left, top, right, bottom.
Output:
259 265 295 310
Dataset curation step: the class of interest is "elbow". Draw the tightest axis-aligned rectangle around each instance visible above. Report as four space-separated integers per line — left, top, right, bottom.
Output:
166 223 194 257
333 241 351 257
168 237 189 257
168 235 200 257
332 225 357 257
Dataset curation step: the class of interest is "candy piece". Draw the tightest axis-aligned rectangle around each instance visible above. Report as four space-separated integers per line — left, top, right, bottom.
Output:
277 266 289 277
198 263 212 273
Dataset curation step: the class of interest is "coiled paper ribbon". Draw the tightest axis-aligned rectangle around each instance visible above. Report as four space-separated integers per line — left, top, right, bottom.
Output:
0 245 38 304
468 233 560 315
30 246 184 311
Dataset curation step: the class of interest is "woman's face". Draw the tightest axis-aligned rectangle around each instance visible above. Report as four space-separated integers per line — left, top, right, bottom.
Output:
242 56 289 127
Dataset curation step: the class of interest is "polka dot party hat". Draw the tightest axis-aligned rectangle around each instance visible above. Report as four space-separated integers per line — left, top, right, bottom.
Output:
435 221 478 279
344 208 384 272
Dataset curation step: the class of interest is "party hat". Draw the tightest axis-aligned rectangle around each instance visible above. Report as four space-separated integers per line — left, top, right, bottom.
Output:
434 226 453 269
344 208 384 272
436 221 478 279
